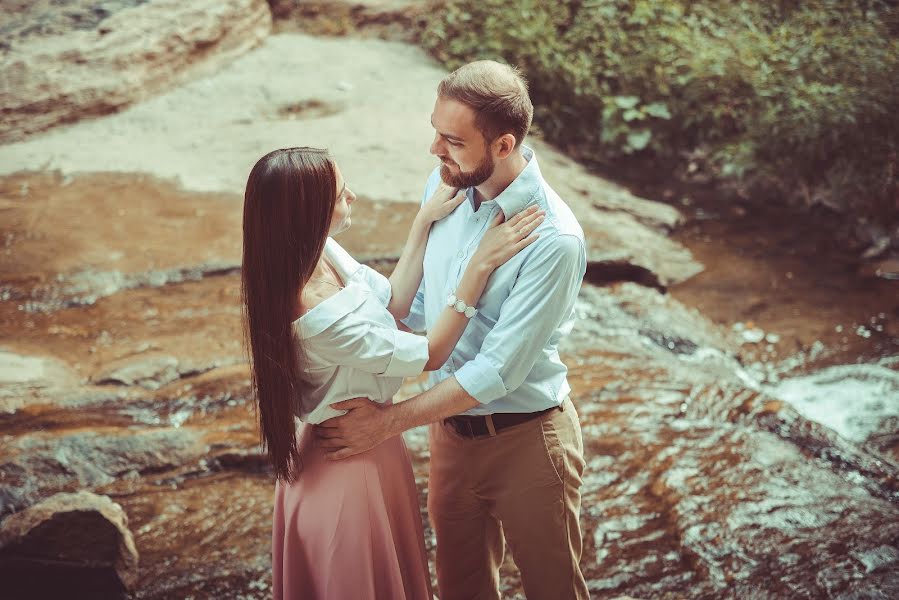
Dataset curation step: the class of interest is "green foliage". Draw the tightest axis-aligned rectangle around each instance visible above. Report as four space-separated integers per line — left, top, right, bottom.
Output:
422 0 899 218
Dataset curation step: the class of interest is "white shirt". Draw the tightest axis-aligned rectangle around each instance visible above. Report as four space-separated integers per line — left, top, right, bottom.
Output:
403 146 587 416
292 238 430 424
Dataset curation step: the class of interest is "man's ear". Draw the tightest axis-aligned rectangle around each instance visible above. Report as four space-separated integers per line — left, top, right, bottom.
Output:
494 133 517 159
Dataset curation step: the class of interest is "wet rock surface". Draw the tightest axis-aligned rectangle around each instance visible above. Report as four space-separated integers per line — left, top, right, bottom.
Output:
1 2 897 599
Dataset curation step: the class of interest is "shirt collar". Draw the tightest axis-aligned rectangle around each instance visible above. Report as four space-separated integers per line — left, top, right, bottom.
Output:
467 145 541 218
323 237 362 282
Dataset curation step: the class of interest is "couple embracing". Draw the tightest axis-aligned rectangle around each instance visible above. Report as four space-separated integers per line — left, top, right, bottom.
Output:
241 60 589 600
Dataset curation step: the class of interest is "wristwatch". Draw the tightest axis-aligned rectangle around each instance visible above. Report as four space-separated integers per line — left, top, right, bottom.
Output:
447 292 478 318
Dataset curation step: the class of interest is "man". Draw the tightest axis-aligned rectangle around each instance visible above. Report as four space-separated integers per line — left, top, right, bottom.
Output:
318 60 589 600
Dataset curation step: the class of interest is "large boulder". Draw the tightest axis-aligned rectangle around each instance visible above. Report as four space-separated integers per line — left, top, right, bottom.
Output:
0 491 139 599
0 0 272 143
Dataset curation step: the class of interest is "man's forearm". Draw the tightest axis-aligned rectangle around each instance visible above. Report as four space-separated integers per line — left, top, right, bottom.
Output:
386 376 480 434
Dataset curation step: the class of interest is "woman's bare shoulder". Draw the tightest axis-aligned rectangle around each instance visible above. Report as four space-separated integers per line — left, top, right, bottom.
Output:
300 283 343 315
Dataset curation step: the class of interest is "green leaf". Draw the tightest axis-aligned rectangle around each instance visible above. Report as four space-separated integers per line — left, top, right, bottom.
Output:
644 102 672 119
614 95 640 109
622 108 643 122
627 129 652 151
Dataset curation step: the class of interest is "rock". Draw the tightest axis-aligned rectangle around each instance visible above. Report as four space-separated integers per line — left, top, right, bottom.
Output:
1 428 208 515
854 219 889 247
269 0 429 40
565 283 739 360
861 236 891 260
0 351 47 385
0 351 80 414
581 209 703 287
92 352 180 389
0 1 147 45
533 144 684 232
0 491 139 599
532 143 703 287
739 326 766 344
0 0 272 143
0 30 701 290
859 256 899 281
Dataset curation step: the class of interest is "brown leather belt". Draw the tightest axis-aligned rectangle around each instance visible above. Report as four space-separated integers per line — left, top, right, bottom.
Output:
444 405 562 439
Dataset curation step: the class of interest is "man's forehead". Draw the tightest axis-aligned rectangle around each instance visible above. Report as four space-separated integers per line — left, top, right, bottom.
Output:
432 97 477 134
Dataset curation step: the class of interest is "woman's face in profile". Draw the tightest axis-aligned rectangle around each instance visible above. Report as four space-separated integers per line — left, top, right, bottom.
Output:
330 165 356 235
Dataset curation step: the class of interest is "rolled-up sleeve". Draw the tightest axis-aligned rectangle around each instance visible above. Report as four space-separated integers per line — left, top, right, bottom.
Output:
453 234 586 404
307 312 429 378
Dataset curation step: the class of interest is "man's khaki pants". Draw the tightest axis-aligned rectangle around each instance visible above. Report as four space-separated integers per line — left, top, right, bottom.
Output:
427 396 589 600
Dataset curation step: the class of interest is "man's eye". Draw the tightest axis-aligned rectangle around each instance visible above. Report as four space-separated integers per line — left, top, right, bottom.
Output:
448 140 462 147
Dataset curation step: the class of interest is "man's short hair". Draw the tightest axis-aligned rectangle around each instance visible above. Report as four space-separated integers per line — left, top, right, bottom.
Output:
437 60 534 149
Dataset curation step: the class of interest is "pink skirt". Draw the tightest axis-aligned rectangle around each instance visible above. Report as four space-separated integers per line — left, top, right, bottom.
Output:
272 424 432 600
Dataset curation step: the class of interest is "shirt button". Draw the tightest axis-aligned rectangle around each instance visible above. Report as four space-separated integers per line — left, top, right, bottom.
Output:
457 251 464 258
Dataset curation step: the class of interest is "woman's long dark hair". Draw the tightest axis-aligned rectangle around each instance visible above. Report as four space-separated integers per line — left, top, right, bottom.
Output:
241 147 336 482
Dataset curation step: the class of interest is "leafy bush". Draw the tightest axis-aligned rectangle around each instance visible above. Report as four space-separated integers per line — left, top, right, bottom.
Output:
422 0 899 220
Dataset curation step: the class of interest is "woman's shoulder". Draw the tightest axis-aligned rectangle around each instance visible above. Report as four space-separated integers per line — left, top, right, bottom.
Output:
294 283 372 340
301 282 343 314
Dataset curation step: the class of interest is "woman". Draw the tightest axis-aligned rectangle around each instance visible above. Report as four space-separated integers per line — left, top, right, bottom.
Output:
241 147 543 599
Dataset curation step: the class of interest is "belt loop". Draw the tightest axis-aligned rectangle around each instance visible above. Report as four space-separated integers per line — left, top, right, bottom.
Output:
485 414 497 436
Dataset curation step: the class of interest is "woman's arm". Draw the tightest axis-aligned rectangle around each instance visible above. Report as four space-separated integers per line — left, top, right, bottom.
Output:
422 206 544 371
387 184 463 320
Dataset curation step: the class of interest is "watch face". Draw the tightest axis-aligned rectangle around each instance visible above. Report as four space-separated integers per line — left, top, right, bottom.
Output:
464 306 476 318
455 300 467 313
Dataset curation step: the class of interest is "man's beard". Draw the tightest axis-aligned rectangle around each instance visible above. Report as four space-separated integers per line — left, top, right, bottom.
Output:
439 153 495 188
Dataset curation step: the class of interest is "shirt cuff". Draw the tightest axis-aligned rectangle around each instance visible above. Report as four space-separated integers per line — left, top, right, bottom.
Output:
454 356 508 404
383 329 429 377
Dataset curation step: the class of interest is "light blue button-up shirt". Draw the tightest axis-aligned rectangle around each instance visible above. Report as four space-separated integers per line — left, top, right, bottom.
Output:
404 146 586 416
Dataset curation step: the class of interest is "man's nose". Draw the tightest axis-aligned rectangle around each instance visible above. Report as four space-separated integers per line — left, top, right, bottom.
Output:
429 134 443 156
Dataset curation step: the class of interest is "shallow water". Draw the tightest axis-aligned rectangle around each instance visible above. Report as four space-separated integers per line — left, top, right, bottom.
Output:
1 172 898 598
